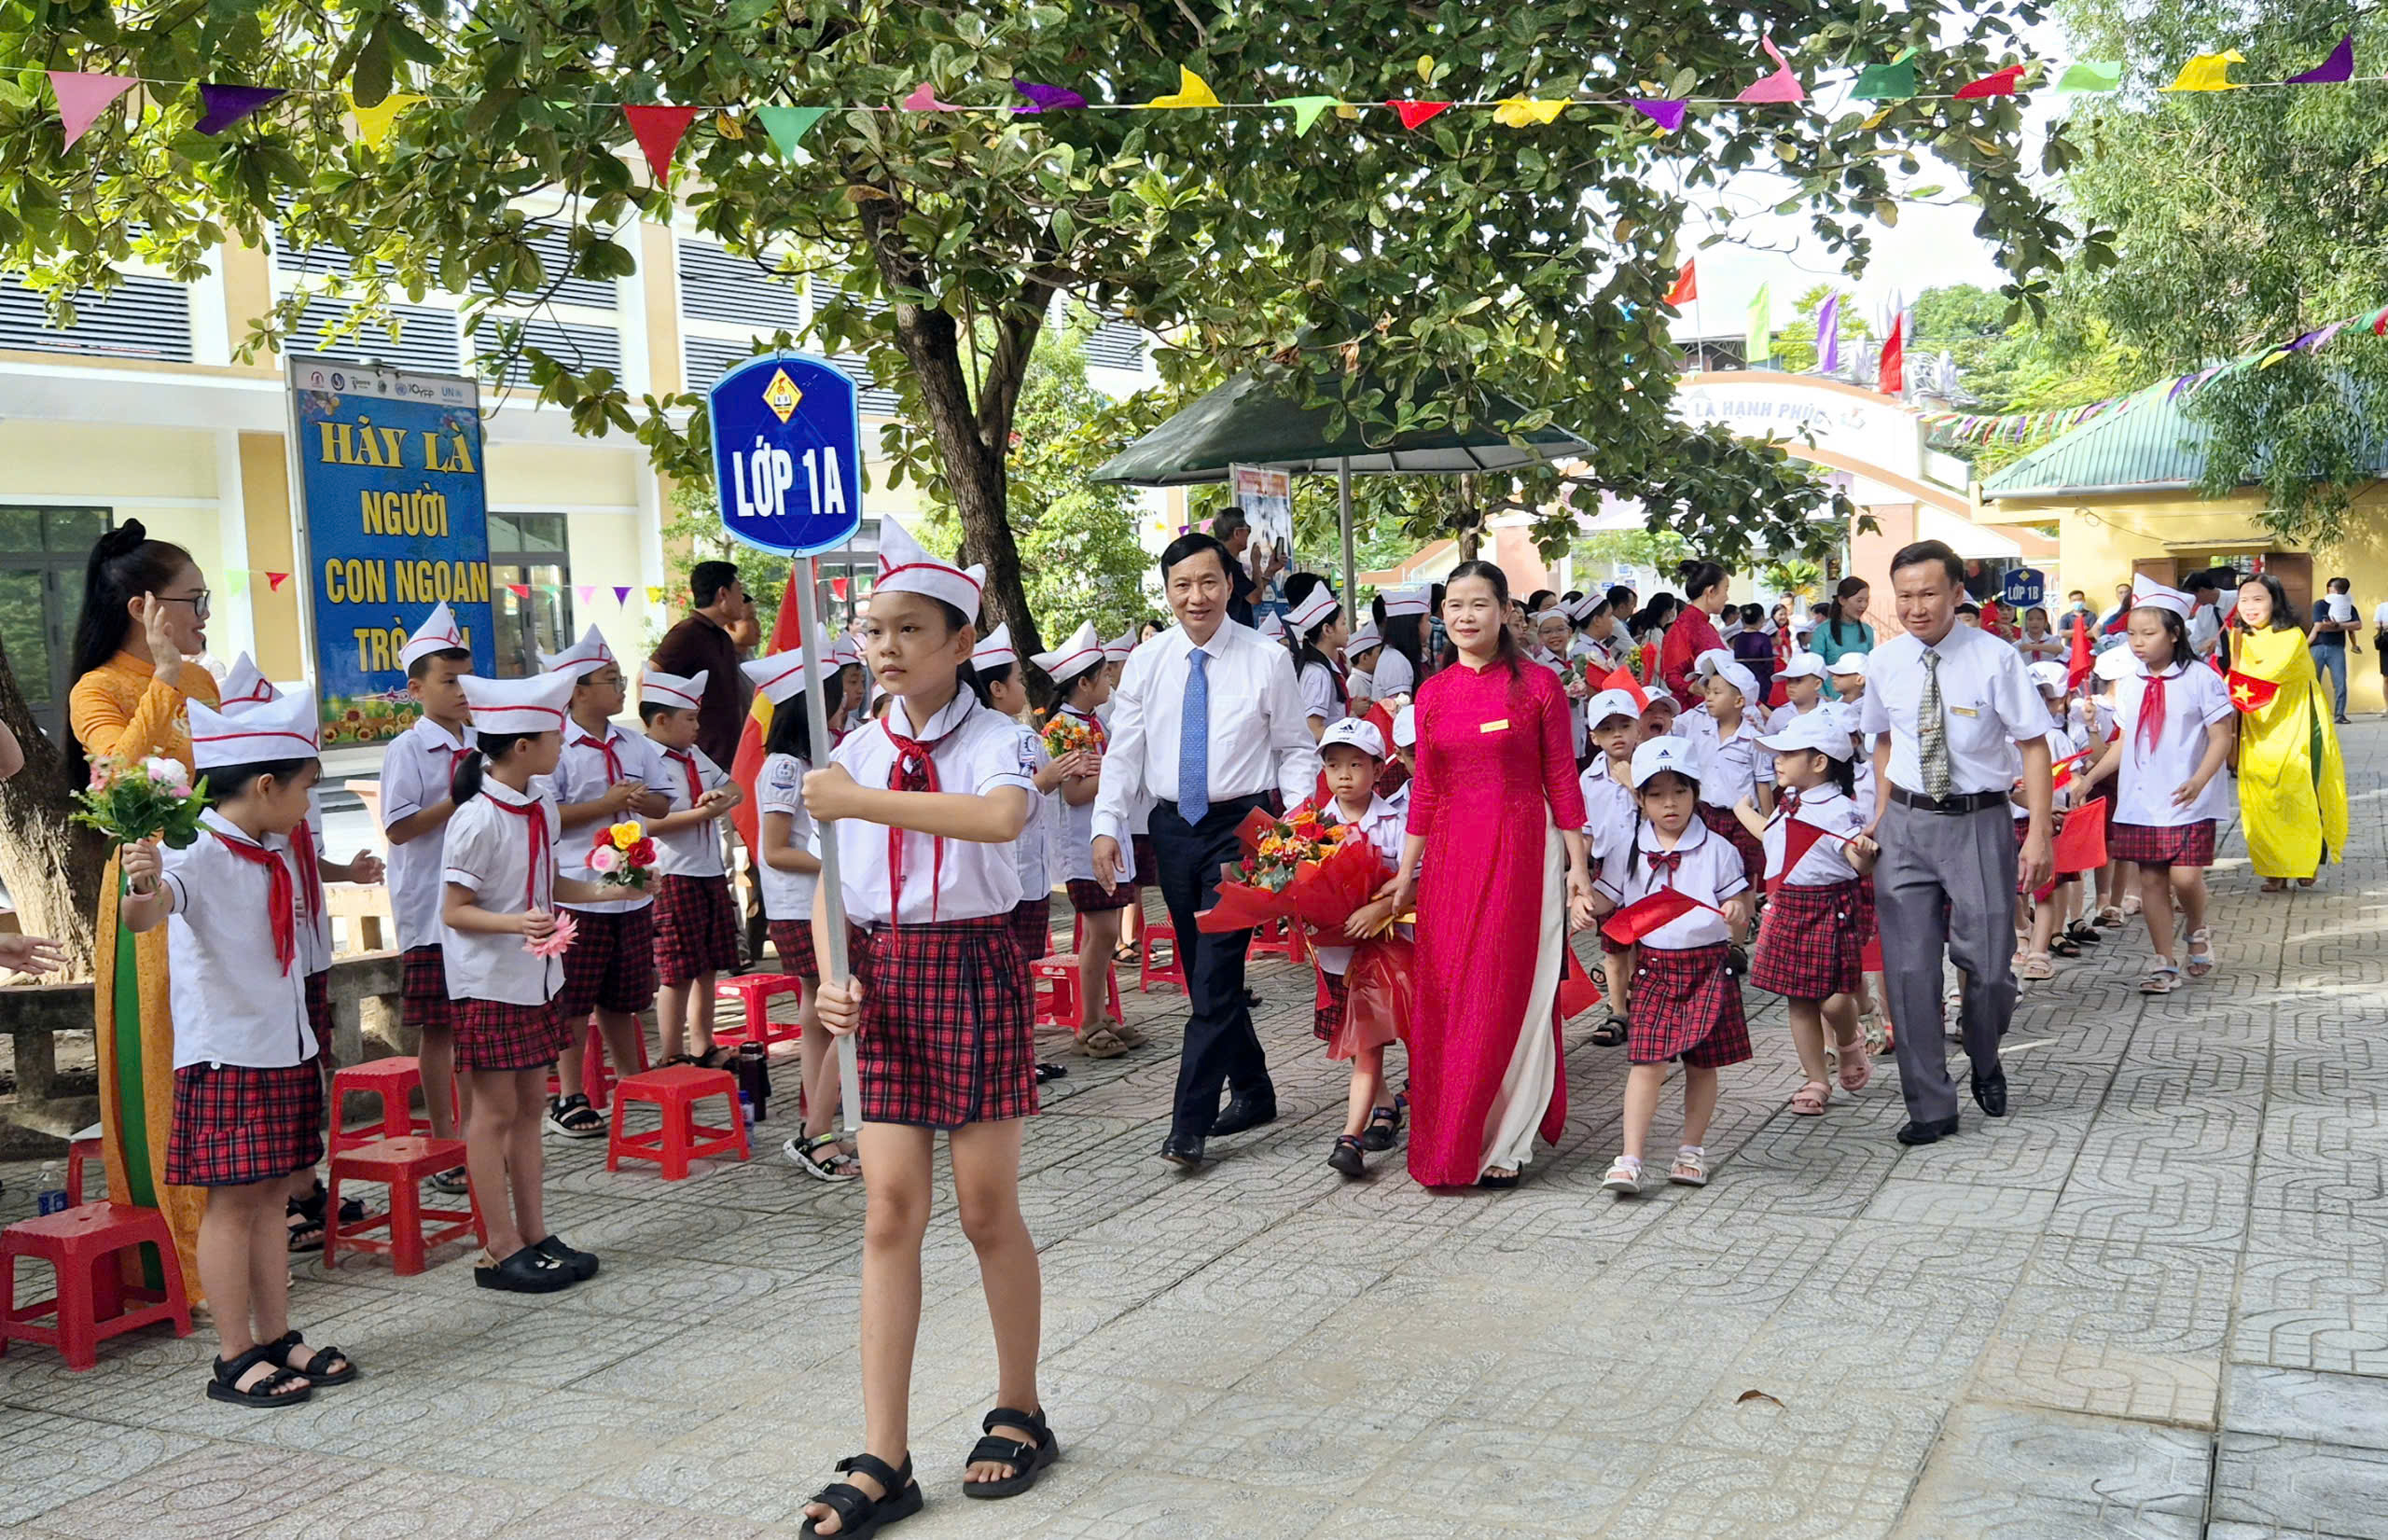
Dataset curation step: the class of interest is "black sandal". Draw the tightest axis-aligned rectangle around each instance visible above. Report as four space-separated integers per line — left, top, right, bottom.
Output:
799 1451 923 1537
285 1200 326 1254
696 1045 740 1070
1590 1014 1630 1048
2049 936 2082 958
1479 1169 1521 1190
1360 1104 1402 1152
205 1343 312 1408
1328 1134 1367 1178
963 1407 1059 1500
474 1244 576 1294
271 1328 357 1386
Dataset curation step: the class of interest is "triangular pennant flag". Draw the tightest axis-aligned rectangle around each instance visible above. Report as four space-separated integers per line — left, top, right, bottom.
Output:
1285 96 1342 135
1852 53 1916 101
2225 671 2280 714
2288 35 2356 85
1600 665 1649 710
49 72 137 150
2066 614 2093 690
1631 98 1687 132
830 576 850 601
1737 35 1805 104
223 569 249 601
1011 78 1086 114
1880 309 1907 395
1493 96 1568 127
756 105 830 158
2056 61 2123 92
1601 888 1711 947
1860 104 1895 131
1146 67 1220 109
2372 305 2388 338
576 584 597 604
613 585 632 604
1664 259 1697 306
195 84 285 135
1955 64 2028 100
622 104 703 187
2164 50 2243 92
265 571 291 592
508 583 532 599
1555 948 1602 1020
646 585 664 604
1388 100 1452 130
348 90 423 151
899 82 962 111
1766 820 1832 899
2051 807 2107 876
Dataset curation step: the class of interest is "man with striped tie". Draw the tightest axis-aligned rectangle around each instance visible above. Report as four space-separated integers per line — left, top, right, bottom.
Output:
1093 532 1321 1167
1861 540 2055 1145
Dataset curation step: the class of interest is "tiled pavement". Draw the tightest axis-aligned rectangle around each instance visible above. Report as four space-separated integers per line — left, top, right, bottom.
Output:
7 726 2388 1537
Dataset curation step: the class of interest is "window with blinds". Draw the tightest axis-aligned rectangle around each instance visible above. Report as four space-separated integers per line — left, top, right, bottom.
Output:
0 275 194 363
288 298 463 373
469 227 619 311
677 241 806 328
1083 317 1148 371
477 316 624 390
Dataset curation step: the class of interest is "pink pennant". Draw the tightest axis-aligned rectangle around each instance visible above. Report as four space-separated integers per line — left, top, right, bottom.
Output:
1737 35 1806 104
1631 98 1687 132
265 571 290 592
576 584 597 604
900 83 962 112
49 72 136 150
1387 100 1452 130
621 104 702 188
1954 64 2027 100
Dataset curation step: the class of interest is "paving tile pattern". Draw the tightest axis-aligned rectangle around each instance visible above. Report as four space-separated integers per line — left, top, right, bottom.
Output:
9 724 2388 1535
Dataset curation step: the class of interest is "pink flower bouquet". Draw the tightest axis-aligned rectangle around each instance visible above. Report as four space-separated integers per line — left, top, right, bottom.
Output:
524 910 578 959
75 755 208 848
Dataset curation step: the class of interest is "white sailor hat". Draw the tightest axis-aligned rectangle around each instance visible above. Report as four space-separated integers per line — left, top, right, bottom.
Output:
1257 612 1287 642
460 671 577 734
189 688 319 768
1382 587 1430 618
1031 621 1106 687
2130 573 2193 619
1103 626 1137 664
1286 585 1340 633
642 667 707 712
216 652 281 708
971 622 1019 673
873 514 985 620
399 602 468 672
1346 622 1383 654
538 623 614 676
1392 704 1417 749
740 649 836 706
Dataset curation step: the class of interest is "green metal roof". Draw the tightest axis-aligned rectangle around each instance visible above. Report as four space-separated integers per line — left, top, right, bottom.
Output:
1979 384 2214 501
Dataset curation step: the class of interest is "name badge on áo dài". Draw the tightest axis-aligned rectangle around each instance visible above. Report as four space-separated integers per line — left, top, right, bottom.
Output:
1480 718 1510 733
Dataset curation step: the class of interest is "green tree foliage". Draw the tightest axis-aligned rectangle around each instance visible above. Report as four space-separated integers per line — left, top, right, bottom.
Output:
1911 282 2150 475
0 0 2085 658
1770 284 1874 374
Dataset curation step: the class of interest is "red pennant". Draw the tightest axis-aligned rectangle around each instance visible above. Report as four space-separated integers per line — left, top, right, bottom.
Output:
830 576 850 601
2051 808 2107 876
1880 312 1907 395
1664 259 1698 306
2064 613 2093 690
1600 888 1710 946
1954 64 2027 99
1765 820 1832 899
2224 671 2279 714
265 571 289 592
1556 948 1602 1020
1600 666 1649 710
622 104 703 189
507 582 531 599
1388 100 1451 130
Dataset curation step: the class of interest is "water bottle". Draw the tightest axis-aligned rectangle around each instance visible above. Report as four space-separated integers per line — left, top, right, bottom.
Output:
737 1090 756 1131
35 1161 68 1216
737 1040 770 1122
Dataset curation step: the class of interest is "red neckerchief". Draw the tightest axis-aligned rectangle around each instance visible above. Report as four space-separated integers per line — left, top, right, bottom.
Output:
485 792 551 909
576 728 624 785
291 819 326 932
213 826 296 974
663 747 703 805
2136 667 2173 754
883 702 967 923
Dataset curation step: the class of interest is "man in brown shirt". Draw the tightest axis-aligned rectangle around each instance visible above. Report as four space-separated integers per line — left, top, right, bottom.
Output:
647 561 753 766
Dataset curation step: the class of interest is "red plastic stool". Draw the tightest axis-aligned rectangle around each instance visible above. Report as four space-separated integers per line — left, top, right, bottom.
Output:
714 974 803 1047
606 1066 750 1180
1250 916 1304 963
64 1136 102 1206
1030 953 1123 1029
329 1057 427 1152
548 1020 650 1111
324 1137 483 1276
1138 922 1187 994
1 1202 191 1370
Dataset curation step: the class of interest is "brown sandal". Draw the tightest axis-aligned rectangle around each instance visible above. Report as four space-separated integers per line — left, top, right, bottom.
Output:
1076 1024 1129 1059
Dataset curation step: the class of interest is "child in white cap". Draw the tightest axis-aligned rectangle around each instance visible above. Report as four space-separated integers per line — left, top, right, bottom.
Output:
1576 687 1645 1047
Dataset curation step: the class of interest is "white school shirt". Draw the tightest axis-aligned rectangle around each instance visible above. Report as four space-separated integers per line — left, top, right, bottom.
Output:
382 716 474 952
552 720 663 914
438 775 564 1006
2112 663 2236 827
2011 725 2081 818
1765 785 1866 887
1577 758 1638 864
1596 817 1747 950
1346 665 1376 705
2187 605 2223 659
1371 646 1416 700
1012 726 1056 901
1683 711 1774 808
1852 752 1876 811
1298 659 1344 724
823 692 1041 926
1093 619 1321 845
1859 623 2048 797
1051 707 1132 885
160 810 313 1068
296 804 333 977
2373 601 2388 630
1310 794 1406 977
648 741 731 878
1765 699 1827 735
756 752 819 922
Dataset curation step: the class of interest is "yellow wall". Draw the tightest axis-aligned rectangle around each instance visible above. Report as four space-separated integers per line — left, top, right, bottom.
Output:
562 512 655 669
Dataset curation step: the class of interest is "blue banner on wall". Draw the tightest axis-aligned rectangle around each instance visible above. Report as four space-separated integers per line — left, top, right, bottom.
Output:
287 358 493 745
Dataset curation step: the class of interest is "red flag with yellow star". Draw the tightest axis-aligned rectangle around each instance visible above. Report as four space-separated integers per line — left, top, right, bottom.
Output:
2225 671 2279 714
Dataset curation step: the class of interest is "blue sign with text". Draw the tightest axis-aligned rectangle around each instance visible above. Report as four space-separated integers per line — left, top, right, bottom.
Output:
708 353 863 557
2001 565 2046 608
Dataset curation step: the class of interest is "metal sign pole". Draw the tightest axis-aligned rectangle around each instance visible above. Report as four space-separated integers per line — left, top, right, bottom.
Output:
797 555 863 1131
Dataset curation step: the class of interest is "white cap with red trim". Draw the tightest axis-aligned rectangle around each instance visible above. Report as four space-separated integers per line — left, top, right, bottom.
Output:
1286 585 1340 633
2130 573 2193 618
1103 626 1136 664
399 602 468 671
538 624 614 677
873 514 985 620
1032 621 1105 687
740 649 835 705
1382 587 1430 618
460 672 577 735
216 652 280 708
190 689 319 769
642 667 707 712
972 622 1019 673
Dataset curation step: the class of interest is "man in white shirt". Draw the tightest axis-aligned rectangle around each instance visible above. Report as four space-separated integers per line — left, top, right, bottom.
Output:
2183 570 2226 663
1861 540 2054 1145
1093 532 1321 1166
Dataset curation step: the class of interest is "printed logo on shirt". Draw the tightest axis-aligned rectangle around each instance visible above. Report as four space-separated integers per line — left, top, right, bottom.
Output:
1015 728 1043 779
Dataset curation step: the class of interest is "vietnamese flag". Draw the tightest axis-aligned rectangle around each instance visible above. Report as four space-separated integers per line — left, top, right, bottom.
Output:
1665 259 1698 306
2051 807 2107 876
2224 670 2279 714
2064 613 2094 690
728 570 808 852
1601 888 1714 946
1600 665 1649 710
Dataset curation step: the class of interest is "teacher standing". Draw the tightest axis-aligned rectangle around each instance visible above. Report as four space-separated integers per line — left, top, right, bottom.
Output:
1861 540 2052 1145
1093 533 1319 1167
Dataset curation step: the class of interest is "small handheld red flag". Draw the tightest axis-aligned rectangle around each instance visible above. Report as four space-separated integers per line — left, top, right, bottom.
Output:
2224 671 2279 714
1600 888 1711 946
2064 614 2093 690
1764 819 1832 899
1555 949 1603 1020
1600 666 1650 710
1880 311 1907 395
1665 259 1698 306
2051 807 2107 876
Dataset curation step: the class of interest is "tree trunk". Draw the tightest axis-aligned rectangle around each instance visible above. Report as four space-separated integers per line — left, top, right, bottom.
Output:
0 636 104 979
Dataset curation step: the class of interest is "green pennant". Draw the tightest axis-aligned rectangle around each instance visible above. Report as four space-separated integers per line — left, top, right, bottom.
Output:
1853 50 1917 101
2056 61 2122 92
757 105 830 159
1284 96 1341 135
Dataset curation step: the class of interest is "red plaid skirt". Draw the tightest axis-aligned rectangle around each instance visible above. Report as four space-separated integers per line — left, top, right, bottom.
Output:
1700 803 1766 884
1628 942 1752 1069
1131 834 1159 892
453 996 569 1072
2110 819 2215 868
305 970 333 1060
1066 877 1135 914
557 905 658 1019
1009 898 1056 967
1751 880 1867 1001
164 1059 325 1186
401 945 453 1034
768 919 819 983
652 873 739 987
853 915 1035 1129
1313 968 1346 1042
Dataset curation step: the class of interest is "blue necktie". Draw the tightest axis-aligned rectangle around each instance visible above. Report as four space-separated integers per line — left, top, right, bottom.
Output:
1179 646 1211 825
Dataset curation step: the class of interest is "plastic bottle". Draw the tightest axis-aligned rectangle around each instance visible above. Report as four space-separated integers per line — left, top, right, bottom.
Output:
737 1090 756 1131
35 1161 68 1215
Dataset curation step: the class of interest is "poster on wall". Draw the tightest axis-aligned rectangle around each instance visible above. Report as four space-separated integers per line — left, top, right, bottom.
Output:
287 357 493 745
1230 463 1293 590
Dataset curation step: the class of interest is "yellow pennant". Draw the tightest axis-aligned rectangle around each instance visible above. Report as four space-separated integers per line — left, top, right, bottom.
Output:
646 586 664 604
1146 67 1221 109
2163 49 2243 91
348 91 423 152
1493 96 1568 127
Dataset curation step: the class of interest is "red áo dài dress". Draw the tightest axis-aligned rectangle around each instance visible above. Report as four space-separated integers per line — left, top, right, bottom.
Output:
1404 657 1589 1186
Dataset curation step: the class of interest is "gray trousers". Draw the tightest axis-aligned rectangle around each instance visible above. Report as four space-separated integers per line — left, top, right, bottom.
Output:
1875 798 2018 1124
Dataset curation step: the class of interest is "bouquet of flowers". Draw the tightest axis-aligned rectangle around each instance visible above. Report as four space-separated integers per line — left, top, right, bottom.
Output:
1041 714 1104 759
1558 655 1596 698
74 756 208 849
589 820 659 890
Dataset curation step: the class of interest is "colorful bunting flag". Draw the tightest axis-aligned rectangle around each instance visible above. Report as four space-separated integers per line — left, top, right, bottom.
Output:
1285 96 1341 134
622 104 703 187
1493 96 1568 127
756 105 829 158
1955 63 2028 99
646 586 664 604
2056 61 2123 92
1146 68 1220 109
1746 283 1773 365
1738 35 1806 104
1631 98 1688 132
195 84 285 135
49 72 137 150
1880 307 1907 395
1815 292 1840 373
613 585 633 604
1852 53 1917 101
265 571 291 592
576 584 597 604
224 570 249 601
348 90 422 151
899 82 962 112
2289 36 2356 85
1860 104 1895 131
2164 50 2243 92
1389 100 1452 129
830 577 851 601
508 583 532 599
1011 78 1085 114
1664 259 1698 306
